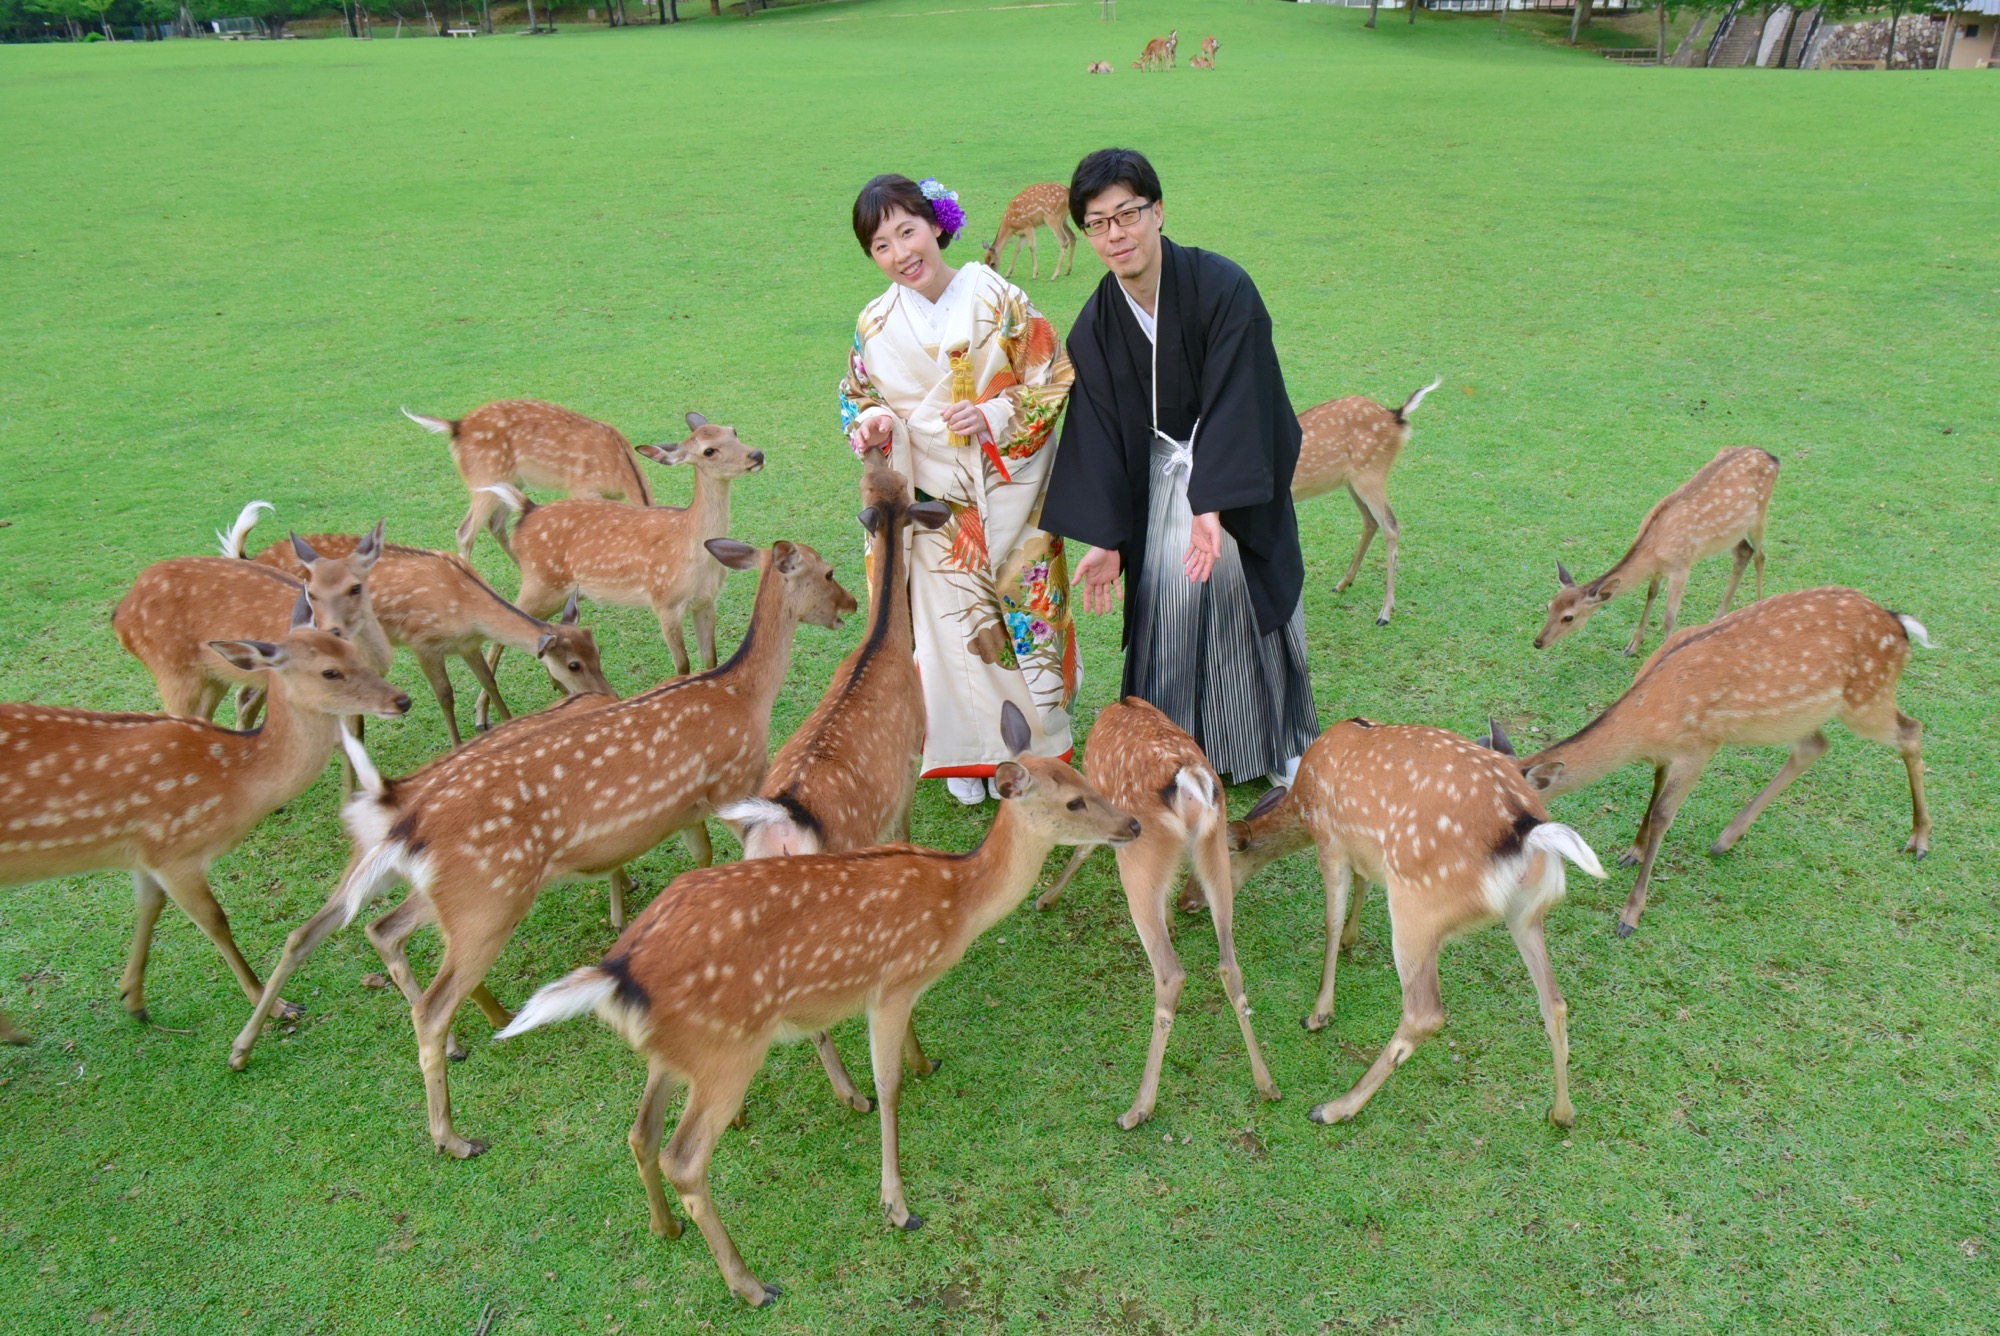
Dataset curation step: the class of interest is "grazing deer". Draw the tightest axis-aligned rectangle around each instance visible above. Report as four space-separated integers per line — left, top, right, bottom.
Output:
247 528 611 744
234 540 854 1156
1227 718 1606 1127
1087 60 1113 74
495 702 1140 1308
2 599 409 1026
720 457 948 1115
1536 446 1779 655
402 399 655 562
1515 587 1932 937
981 183 1076 281
1190 55 1214 70
1200 34 1219 60
1135 32 1172 69
1034 697 1280 1128
0 1012 27 1045
1292 378 1439 626
482 412 763 678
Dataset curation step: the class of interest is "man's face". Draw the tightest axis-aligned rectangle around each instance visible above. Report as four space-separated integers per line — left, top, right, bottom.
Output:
1080 186 1163 283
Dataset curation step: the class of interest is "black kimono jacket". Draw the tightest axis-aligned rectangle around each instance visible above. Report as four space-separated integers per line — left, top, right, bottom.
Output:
1041 236 1304 643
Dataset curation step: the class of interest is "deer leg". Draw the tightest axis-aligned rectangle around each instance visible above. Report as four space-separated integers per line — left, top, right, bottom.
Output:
235 685 267 730
469 984 512 1029
1750 524 1767 601
196 678 229 721
1340 874 1368 949
1003 236 1021 280
608 865 633 931
1193 822 1280 1102
230 878 356 1070
1303 847 1354 1032
1618 752 1709 938
1334 486 1377 594
410 923 519 1157
1624 579 1661 657
867 990 925 1227
1034 845 1094 911
1656 569 1690 646
683 820 713 867
119 871 169 1022
461 650 512 735
1718 540 1752 618
415 651 463 747
1311 911 1444 1125
476 643 508 730
1113 835 1187 1130
154 864 277 1012
365 894 470 1062
1621 765 1668 867
657 604 692 676
811 1030 872 1113
1028 228 1040 280
1506 908 1573 1128
692 600 719 672
629 1058 684 1240
1712 730 1827 854
664 1056 775 1306
902 1013 938 1079
1842 702 1930 857
1355 485 1400 626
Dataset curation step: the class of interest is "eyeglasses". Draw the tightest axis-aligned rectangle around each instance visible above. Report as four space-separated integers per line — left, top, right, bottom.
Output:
1080 202 1155 237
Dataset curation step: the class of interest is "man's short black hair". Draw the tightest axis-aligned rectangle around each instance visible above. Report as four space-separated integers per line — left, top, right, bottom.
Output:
1068 148 1163 229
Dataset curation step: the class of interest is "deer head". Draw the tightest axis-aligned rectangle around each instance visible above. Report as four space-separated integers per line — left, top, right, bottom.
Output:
1533 561 1614 649
637 415 765 479
706 538 856 630
287 522 385 645
534 593 614 698
992 702 1141 847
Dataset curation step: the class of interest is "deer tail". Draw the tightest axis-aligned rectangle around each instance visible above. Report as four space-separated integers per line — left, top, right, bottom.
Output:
336 837 413 928
338 727 387 801
215 500 274 558
401 406 457 436
720 797 823 858
1526 822 1607 880
1166 765 1220 832
1891 613 1936 650
1394 377 1443 424
496 966 618 1040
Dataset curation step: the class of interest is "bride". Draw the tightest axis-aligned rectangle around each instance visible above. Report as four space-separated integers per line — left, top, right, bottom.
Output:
839 174 1078 804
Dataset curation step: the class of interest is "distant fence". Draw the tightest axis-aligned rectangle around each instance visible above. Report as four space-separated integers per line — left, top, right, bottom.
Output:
1312 0 1643 9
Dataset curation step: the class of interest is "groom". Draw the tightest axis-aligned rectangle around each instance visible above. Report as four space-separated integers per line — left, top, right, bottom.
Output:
1039 147 1318 786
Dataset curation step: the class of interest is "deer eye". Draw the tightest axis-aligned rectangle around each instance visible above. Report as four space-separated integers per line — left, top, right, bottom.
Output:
1066 798 1084 812
1561 614 1574 623
568 661 582 672
348 584 362 597
321 669 342 680
703 447 715 457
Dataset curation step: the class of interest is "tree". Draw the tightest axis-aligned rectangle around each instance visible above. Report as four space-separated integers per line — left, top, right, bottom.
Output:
1567 0 1594 44
1364 0 1378 27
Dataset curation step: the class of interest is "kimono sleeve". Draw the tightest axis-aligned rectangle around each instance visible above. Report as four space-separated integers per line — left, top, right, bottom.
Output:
1039 315 1132 552
1185 270 1285 517
981 281 1075 461
838 322 894 443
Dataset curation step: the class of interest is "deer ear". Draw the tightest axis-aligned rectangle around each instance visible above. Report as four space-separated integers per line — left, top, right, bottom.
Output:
1245 785 1289 821
908 500 951 530
209 639 285 672
638 441 687 466
1483 717 1516 756
1524 760 1565 792
999 700 1033 756
858 506 881 536
1227 820 1252 854
289 590 315 630
704 538 759 571
291 532 321 566
991 760 1034 800
561 590 581 624
350 521 385 572
1588 576 1618 601
536 632 556 657
685 411 709 430
772 540 805 575
1556 560 1575 588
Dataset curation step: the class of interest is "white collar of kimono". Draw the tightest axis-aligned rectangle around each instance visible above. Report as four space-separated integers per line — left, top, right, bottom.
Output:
1121 278 1196 476
901 264 975 341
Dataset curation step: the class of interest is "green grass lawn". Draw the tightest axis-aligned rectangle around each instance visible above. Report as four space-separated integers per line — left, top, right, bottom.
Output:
2 4 1996 1330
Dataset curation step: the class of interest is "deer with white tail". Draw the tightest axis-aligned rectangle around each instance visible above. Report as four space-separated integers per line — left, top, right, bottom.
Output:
1033 696 1281 1127
1227 717 1606 1127
497 702 1140 1308
982 183 1076 281
1291 378 1438 626
2 594 409 1027
1536 446 1779 655
1512 586 1933 937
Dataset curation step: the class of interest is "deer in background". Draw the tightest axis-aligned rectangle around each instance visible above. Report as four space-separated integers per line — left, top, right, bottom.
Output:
1190 55 1214 70
1200 34 1219 61
1227 718 1606 1128
2 598 409 1027
1087 60 1113 74
720 457 948 1116
496 702 1140 1308
1135 31 1173 69
234 540 854 1156
982 183 1076 281
1292 378 1439 626
1536 446 1778 655
1034 697 1280 1128
243 523 611 744
482 412 763 678
1514 587 1932 937
402 399 655 562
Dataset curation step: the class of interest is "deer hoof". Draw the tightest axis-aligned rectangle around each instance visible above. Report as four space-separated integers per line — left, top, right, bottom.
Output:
1116 1108 1151 1131
442 1135 489 1160
1905 839 1929 860
127 1005 151 1026
1375 616 1390 628
1308 1102 1351 1125
1549 1105 1575 1129
892 1211 924 1232
917 1057 942 1079
275 998 305 1021
1301 1013 1329 1032
1616 849 1641 868
1615 920 1636 940
750 1282 783 1307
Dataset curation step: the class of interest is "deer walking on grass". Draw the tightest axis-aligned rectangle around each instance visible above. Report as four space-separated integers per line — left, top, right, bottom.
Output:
1536 446 1779 655
496 702 1140 1308
1227 718 1606 1127
402 399 655 562
1292 378 1439 626
482 412 763 678
719 457 948 1115
3 598 409 1027
1514 587 1932 937
1034 697 1281 1128
232 541 854 1158
981 183 1076 280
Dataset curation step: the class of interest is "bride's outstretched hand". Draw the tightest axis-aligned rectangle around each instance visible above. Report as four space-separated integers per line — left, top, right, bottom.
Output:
851 414 893 456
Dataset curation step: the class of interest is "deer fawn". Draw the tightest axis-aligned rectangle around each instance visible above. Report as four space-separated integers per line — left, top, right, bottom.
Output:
482 412 763 678
402 399 655 562
496 701 1140 1308
1514 587 1932 937
247 528 611 744
1537 446 1779 655
720 457 948 1114
1227 718 1606 1127
1035 697 1281 1127
982 183 1076 281
2 597 409 1026
235 540 853 1156
1293 378 1439 626
1190 55 1214 70
116 519 393 720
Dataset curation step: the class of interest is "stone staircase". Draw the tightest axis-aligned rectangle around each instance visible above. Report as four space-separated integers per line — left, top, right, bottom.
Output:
1708 5 1767 66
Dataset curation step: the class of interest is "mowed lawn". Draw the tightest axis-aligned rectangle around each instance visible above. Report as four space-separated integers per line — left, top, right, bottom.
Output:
2 4 1996 1331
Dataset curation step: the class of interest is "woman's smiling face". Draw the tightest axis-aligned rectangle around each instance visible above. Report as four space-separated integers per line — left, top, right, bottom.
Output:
870 207 944 291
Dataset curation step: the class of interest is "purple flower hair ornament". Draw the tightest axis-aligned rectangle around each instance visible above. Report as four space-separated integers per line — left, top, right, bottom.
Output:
919 177 966 241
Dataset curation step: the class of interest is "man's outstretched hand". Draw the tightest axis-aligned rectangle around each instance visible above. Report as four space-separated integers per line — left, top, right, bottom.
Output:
1073 545 1123 615
1184 512 1221 584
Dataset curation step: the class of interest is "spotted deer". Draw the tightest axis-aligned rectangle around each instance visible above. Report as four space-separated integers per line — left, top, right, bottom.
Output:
1200 34 1219 60
482 412 763 678
246 527 611 744
1134 31 1173 69
1034 697 1280 1128
402 399 655 562
1087 60 1113 74
1514 587 1931 937
1190 55 1214 69
495 702 1140 1308
1226 718 1605 1127
1 598 409 1027
233 540 854 1157
718 459 947 1114
1536 446 1779 655
981 183 1076 281
1292 378 1439 626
